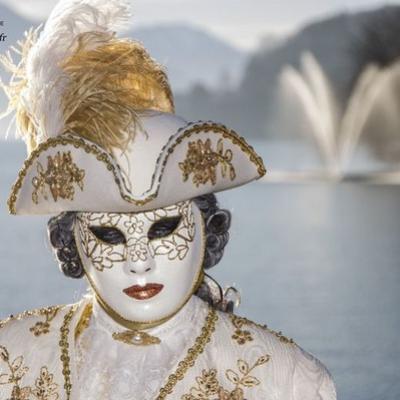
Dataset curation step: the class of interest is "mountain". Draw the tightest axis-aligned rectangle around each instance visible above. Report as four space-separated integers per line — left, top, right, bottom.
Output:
130 24 248 93
0 4 248 94
0 4 248 135
175 6 400 140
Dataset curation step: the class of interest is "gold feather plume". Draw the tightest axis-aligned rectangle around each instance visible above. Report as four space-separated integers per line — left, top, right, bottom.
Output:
0 29 175 153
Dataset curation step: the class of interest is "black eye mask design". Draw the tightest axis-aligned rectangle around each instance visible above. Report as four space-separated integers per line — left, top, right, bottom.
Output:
148 216 182 240
89 226 127 245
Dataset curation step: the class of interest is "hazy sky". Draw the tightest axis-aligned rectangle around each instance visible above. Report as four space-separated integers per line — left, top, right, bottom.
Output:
0 0 397 49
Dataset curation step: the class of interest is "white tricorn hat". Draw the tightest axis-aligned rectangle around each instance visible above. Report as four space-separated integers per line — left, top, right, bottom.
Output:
2 0 265 215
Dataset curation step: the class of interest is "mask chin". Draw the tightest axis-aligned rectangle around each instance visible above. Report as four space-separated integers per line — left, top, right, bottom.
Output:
74 201 205 329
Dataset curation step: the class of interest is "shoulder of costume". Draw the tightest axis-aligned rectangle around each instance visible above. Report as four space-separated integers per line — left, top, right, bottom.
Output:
214 312 336 400
215 310 337 398
0 300 85 340
291 343 337 399
217 308 296 347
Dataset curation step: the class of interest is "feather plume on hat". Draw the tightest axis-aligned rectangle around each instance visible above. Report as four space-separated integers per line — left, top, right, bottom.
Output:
0 0 174 154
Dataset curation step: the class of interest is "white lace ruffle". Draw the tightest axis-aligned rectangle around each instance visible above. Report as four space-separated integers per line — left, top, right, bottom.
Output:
75 296 203 400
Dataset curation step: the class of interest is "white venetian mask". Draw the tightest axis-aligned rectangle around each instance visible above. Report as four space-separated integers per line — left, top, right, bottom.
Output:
74 200 205 327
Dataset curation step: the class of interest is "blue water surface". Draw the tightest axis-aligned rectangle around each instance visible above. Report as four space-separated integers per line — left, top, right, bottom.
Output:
0 141 399 400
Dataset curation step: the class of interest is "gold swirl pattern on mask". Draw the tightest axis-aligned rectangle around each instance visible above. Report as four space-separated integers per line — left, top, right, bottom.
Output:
181 354 270 400
77 213 127 271
77 201 196 271
0 345 60 400
31 151 85 204
179 138 236 187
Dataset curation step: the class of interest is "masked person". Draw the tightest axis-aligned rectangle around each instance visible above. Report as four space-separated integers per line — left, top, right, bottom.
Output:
0 1 337 399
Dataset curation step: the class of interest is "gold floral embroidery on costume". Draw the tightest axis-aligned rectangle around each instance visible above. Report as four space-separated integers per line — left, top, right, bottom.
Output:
0 305 62 335
29 307 60 336
77 201 196 271
181 354 270 400
230 314 294 345
230 315 254 345
179 138 236 187
32 151 85 204
0 346 59 400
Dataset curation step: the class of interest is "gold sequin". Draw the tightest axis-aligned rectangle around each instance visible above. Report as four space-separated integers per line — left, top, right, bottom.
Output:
29 306 60 337
229 314 294 345
31 151 85 204
179 138 236 186
229 315 254 345
59 305 78 400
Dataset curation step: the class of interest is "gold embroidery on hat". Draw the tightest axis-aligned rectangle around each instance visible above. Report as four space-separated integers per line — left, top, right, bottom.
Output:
31 151 85 204
179 138 236 187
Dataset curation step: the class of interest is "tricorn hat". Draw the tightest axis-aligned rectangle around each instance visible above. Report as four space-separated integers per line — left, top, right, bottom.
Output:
1 0 265 215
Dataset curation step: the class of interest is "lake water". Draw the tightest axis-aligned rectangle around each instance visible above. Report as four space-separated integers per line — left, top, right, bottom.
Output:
0 141 399 400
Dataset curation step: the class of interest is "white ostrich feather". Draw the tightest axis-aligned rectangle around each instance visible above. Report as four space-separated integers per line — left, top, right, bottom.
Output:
22 0 130 144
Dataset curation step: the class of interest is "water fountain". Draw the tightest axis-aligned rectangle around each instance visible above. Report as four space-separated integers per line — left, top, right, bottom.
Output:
275 51 400 183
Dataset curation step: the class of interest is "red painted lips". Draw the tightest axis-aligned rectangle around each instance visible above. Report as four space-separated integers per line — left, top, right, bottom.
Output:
123 283 164 300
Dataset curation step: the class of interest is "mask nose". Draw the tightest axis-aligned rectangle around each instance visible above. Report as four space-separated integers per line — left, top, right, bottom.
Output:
125 237 155 275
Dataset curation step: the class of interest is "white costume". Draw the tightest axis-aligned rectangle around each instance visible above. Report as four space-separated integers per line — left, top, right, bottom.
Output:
0 297 335 400
0 0 337 399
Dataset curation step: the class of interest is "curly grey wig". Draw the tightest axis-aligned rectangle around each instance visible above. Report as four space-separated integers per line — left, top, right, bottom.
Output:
47 194 233 309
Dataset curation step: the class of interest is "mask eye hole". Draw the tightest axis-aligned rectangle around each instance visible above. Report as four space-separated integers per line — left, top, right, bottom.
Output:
148 216 182 240
89 226 126 245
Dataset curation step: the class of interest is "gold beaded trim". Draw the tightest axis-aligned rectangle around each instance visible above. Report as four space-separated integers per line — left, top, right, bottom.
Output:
144 121 266 198
231 314 295 345
59 305 78 400
7 135 125 214
156 306 218 400
8 122 265 214
0 305 62 330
